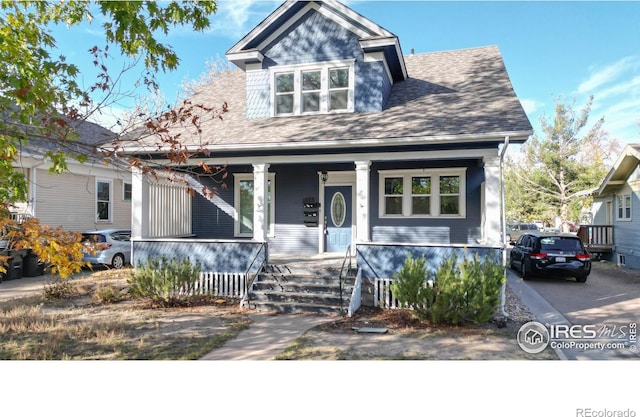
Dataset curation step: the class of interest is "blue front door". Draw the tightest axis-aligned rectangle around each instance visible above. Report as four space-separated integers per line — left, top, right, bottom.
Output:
325 186 352 253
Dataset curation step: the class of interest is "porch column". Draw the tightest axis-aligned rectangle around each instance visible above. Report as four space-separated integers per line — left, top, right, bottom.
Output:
131 166 150 239
355 160 371 243
252 163 270 242
483 155 501 246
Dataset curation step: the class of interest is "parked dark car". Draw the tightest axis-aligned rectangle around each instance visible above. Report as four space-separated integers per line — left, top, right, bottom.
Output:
509 232 591 282
505 223 539 244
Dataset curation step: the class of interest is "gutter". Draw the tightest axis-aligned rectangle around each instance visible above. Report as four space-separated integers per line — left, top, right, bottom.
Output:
499 135 510 317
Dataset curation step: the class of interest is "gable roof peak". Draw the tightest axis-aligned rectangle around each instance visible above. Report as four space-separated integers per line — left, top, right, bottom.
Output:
226 0 407 80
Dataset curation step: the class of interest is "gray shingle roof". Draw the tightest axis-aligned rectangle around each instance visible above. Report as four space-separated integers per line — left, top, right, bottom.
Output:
127 45 532 152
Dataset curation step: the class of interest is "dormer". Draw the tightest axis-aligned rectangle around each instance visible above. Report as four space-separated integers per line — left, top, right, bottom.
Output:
225 0 407 119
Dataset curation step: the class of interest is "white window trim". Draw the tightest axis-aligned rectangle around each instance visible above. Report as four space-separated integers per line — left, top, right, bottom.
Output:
96 178 113 223
616 193 632 221
378 168 467 219
234 173 276 238
270 60 355 117
122 181 132 202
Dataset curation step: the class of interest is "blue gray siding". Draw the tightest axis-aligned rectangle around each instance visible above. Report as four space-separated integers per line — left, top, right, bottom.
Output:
355 60 388 112
356 243 501 280
246 70 270 119
244 9 392 118
370 160 484 245
191 166 252 240
612 183 640 269
264 10 362 66
132 239 265 273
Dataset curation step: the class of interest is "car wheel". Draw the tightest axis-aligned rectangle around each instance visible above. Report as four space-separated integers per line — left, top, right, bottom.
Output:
576 274 588 283
111 254 125 269
520 262 530 280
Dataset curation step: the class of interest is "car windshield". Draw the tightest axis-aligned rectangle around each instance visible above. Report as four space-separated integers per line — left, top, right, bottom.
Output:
540 237 583 252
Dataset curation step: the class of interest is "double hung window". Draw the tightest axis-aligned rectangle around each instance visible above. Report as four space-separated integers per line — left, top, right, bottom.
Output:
272 62 354 116
379 169 466 218
616 193 632 221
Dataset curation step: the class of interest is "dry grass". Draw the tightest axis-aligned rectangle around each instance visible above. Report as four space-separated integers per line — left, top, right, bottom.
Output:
0 269 251 360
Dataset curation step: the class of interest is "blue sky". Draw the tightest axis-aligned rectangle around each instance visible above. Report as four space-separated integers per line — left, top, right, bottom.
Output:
54 1 640 146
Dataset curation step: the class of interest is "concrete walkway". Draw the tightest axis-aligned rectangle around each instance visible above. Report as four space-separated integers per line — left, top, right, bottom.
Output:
199 312 335 360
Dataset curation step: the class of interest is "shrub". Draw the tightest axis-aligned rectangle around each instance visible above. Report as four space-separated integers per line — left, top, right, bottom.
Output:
391 251 505 325
93 285 122 304
43 278 75 300
389 253 435 320
128 255 202 307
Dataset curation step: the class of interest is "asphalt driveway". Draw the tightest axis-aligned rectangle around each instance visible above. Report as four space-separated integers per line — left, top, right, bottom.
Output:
509 260 640 360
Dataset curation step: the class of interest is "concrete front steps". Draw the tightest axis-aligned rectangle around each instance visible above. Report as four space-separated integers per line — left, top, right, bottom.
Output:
247 253 356 315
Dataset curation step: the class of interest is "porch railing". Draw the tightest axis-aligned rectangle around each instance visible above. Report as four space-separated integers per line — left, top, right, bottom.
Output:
240 242 268 309
338 244 353 316
577 225 614 253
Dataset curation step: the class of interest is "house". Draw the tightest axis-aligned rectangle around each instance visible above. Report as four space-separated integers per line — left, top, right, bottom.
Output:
10 119 131 232
585 143 640 269
123 0 532 312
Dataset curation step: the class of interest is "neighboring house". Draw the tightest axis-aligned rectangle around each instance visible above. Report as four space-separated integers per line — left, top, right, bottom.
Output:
123 0 532 310
11 119 131 232
587 144 640 269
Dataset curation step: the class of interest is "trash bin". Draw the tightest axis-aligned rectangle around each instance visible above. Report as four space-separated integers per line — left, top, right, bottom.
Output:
23 251 45 277
1 256 23 281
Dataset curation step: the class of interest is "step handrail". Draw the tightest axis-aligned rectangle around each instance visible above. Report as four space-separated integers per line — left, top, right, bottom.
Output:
338 244 352 316
241 242 268 308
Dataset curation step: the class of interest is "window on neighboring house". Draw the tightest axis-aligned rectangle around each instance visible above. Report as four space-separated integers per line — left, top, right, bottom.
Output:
379 169 466 218
272 62 354 116
123 182 132 202
96 179 112 222
617 194 632 221
234 174 275 237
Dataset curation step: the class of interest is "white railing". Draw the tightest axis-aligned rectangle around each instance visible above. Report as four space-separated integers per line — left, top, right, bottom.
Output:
347 268 362 317
374 278 401 309
149 180 192 238
191 272 247 298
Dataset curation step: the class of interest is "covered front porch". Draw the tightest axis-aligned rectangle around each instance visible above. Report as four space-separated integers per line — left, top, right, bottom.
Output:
128 147 508 312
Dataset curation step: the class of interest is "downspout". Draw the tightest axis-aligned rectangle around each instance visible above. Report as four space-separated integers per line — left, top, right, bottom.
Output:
499 136 510 317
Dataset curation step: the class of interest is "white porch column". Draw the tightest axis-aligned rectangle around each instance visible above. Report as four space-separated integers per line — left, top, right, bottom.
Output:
483 155 501 246
355 160 371 243
252 163 270 242
131 166 150 239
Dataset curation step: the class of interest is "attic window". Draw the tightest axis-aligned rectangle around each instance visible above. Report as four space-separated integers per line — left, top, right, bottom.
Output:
272 62 354 116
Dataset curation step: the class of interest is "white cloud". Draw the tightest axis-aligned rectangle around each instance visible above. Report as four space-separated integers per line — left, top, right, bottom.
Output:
209 0 282 40
520 98 542 115
577 56 639 95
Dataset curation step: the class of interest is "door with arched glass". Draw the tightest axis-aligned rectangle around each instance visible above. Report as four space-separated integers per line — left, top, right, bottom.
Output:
324 185 352 252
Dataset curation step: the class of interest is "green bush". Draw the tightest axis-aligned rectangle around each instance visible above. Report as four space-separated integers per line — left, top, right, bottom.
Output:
391 251 505 325
389 253 435 320
128 255 202 307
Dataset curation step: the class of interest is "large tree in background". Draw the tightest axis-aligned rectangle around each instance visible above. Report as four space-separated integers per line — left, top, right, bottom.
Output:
506 96 619 230
1 1 222 277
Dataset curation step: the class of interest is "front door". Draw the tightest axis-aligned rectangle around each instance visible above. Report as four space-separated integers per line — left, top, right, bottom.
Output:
324 186 352 253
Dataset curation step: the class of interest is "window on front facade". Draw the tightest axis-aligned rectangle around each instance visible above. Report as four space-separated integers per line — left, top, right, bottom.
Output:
379 169 466 218
275 72 294 115
123 182 132 201
96 179 112 222
273 62 353 116
617 194 632 221
234 174 275 237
